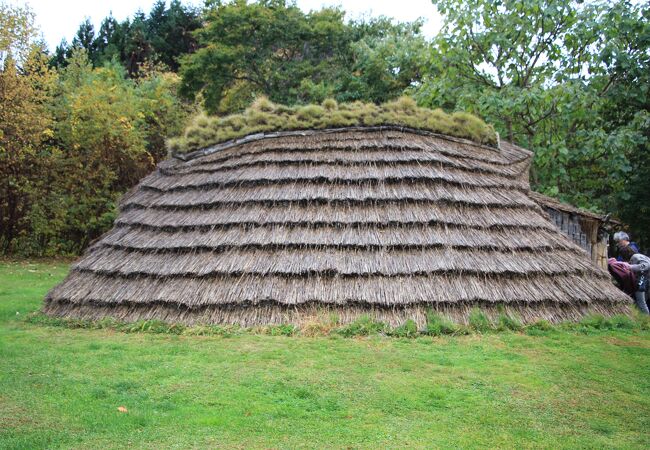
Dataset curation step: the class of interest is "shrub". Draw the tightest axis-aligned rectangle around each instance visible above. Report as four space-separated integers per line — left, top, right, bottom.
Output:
182 324 241 337
266 324 298 336
468 308 492 333
496 312 523 332
577 314 610 331
607 314 636 330
336 315 386 337
121 320 186 335
424 311 459 336
524 320 555 335
300 313 340 337
390 319 419 338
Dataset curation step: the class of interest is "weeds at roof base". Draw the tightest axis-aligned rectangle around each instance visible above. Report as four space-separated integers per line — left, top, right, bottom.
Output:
25 310 649 338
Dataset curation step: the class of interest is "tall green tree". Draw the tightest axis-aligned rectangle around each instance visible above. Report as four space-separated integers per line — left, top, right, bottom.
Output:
95 14 124 64
416 0 649 245
180 0 346 113
596 2 650 247
71 18 99 63
179 0 429 113
149 0 201 71
339 20 429 103
53 1 201 76
122 11 153 76
0 4 57 252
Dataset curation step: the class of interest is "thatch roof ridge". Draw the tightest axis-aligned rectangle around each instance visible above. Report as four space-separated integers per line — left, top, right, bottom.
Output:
170 132 523 168
173 125 505 161
529 191 605 221
44 127 631 326
170 95 500 154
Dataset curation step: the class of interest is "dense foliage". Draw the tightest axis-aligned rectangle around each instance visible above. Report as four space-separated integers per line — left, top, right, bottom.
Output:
179 0 429 114
414 0 649 247
52 0 201 75
1 0 648 254
1 4 190 255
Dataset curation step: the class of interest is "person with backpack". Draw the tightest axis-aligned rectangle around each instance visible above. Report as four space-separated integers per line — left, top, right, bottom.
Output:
619 247 650 314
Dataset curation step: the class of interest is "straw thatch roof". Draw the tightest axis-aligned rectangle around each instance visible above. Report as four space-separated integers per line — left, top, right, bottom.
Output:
44 126 631 327
528 191 606 222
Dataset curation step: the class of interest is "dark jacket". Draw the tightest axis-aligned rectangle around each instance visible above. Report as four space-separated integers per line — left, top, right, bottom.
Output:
617 242 640 261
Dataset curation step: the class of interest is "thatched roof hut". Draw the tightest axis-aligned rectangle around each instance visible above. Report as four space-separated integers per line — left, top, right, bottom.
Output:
44 120 631 327
529 192 619 270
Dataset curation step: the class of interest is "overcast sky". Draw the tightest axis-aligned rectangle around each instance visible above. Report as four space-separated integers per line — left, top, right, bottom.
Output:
14 0 442 50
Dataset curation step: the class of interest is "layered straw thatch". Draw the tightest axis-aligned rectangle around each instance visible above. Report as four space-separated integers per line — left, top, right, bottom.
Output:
44 124 631 327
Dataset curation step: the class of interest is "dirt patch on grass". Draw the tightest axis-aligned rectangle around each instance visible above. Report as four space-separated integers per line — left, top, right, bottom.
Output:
0 400 43 429
605 336 650 348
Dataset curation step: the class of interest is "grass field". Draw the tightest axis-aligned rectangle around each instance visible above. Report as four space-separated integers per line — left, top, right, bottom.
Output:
1 260 649 449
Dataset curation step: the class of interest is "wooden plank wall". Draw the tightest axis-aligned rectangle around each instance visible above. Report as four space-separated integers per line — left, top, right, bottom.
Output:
543 208 608 269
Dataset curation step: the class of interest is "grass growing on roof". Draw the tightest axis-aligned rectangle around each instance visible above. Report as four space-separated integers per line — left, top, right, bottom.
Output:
2 260 650 448
168 96 498 154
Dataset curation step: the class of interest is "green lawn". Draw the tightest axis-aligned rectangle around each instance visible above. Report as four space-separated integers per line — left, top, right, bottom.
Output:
1 261 649 449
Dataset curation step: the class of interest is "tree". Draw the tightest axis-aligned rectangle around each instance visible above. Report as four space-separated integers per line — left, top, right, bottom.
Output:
95 14 123 64
33 49 190 254
415 0 649 245
179 0 429 114
0 2 37 68
51 39 72 68
596 2 650 247
71 18 99 63
149 0 201 71
1 3 193 255
0 37 56 252
53 2 200 76
180 0 342 113
339 20 429 103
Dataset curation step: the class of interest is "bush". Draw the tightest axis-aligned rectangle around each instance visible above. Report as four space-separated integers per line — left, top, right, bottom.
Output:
182 324 241 337
524 320 555 335
496 312 523 332
424 311 460 336
265 324 298 336
468 308 492 333
607 314 636 330
121 320 186 335
390 319 419 338
577 314 610 331
335 315 387 337
300 313 340 337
